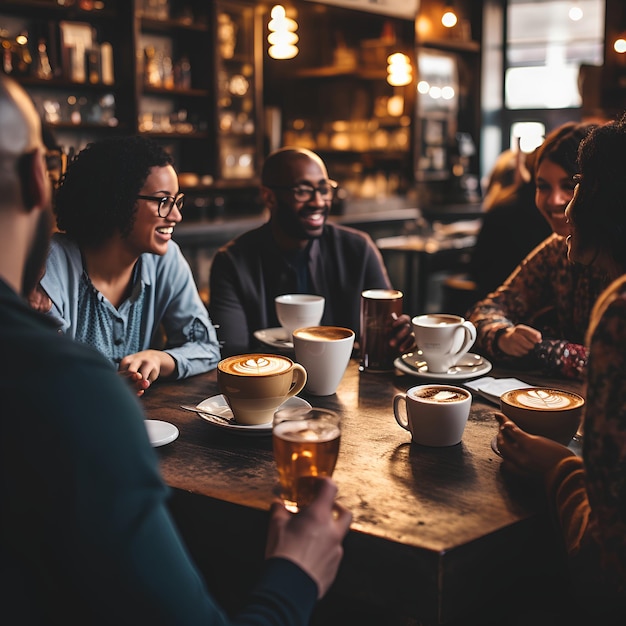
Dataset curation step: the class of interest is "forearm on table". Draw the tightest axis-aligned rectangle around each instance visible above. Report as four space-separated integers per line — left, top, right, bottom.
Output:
545 455 590 555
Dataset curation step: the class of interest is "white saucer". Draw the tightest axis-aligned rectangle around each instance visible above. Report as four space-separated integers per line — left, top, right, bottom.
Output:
195 394 311 436
253 327 293 350
394 352 492 381
145 420 179 447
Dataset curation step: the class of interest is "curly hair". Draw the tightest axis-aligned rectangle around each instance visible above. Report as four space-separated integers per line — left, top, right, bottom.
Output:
573 112 626 270
54 135 174 247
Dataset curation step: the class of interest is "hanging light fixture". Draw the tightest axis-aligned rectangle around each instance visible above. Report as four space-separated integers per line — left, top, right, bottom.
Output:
441 1 458 28
268 5 298 60
387 53 412 87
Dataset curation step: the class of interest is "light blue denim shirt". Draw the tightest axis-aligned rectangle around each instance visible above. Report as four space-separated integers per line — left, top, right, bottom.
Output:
40 233 221 378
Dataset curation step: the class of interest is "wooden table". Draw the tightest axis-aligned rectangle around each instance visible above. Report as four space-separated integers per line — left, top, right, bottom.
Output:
143 360 582 625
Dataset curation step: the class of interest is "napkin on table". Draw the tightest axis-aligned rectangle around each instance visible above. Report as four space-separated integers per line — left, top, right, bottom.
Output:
464 376 533 405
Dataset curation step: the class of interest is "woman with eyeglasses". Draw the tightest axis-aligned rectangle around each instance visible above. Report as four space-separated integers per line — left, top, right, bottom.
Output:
35 135 220 395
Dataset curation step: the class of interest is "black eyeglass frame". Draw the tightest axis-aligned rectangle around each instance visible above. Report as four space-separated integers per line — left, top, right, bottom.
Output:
267 180 338 202
136 193 185 218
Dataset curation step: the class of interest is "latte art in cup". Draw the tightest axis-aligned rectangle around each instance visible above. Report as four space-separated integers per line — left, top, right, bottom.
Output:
221 354 292 376
505 388 583 410
412 387 469 403
217 354 307 425
499 387 585 445
394 384 472 446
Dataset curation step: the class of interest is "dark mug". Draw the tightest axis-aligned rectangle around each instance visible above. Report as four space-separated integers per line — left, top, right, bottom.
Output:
359 289 403 372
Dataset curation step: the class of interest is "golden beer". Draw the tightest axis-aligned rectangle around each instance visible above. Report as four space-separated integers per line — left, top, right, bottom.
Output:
272 409 341 511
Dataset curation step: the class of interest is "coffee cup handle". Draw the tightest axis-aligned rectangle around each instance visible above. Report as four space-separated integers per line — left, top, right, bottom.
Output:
393 394 410 431
286 363 308 398
452 321 477 359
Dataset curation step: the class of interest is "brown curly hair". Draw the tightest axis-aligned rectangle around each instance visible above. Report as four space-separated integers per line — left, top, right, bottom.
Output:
54 135 174 247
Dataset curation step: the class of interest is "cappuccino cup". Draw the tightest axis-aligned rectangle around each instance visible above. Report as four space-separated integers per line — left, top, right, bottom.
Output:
293 326 355 396
412 314 477 373
500 387 585 445
275 294 325 339
393 384 471 446
217 354 307 425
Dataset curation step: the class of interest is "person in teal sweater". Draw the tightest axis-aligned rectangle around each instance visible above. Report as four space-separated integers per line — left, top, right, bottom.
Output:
0 74 351 625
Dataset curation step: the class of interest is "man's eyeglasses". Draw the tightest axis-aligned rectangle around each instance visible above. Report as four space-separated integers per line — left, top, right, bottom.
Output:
269 180 338 202
136 193 185 218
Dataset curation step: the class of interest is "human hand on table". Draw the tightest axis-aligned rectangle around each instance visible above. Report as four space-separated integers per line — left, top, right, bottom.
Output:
118 350 176 397
389 313 415 355
494 412 576 479
265 477 352 598
497 324 542 357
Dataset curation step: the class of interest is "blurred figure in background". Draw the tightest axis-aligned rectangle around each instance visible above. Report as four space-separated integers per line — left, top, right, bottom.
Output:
469 146 551 299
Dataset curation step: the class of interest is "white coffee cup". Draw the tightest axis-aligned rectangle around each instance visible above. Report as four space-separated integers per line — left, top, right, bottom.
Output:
293 326 355 396
411 313 477 373
275 294 325 339
393 384 471 446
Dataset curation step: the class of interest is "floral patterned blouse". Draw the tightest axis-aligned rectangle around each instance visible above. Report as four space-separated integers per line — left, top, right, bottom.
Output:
545 276 626 616
467 234 609 379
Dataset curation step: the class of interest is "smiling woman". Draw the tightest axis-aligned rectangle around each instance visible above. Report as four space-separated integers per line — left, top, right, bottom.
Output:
35 135 221 395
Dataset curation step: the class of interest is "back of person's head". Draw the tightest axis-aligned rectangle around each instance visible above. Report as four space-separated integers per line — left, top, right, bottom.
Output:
261 147 326 187
574 113 626 269
55 135 173 247
0 75 44 210
534 121 597 179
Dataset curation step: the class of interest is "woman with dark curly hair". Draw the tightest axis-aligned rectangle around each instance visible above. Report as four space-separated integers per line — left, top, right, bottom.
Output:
37 135 220 395
495 114 626 623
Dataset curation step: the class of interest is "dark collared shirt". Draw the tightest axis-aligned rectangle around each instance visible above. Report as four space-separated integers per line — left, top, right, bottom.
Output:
209 221 392 356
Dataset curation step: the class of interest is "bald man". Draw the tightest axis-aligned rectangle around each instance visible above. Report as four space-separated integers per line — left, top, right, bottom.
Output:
0 75 351 624
209 147 413 356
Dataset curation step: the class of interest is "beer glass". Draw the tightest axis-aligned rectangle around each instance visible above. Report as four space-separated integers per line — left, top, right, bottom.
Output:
272 407 341 512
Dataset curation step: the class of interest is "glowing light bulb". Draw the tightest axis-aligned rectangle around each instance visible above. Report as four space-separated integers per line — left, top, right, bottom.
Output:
268 5 299 60
387 53 412 87
417 80 430 94
568 6 583 21
442 10 458 28
615 38 626 54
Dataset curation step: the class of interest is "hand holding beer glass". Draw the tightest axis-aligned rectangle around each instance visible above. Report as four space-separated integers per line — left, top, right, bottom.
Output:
272 407 341 512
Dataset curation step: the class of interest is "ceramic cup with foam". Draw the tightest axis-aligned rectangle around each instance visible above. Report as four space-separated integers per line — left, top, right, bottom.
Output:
217 354 307 425
411 314 477 373
293 326 355 396
393 384 472 446
500 387 585 445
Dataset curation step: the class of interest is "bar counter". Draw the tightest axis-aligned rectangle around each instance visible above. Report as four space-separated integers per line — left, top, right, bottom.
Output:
142 360 581 625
